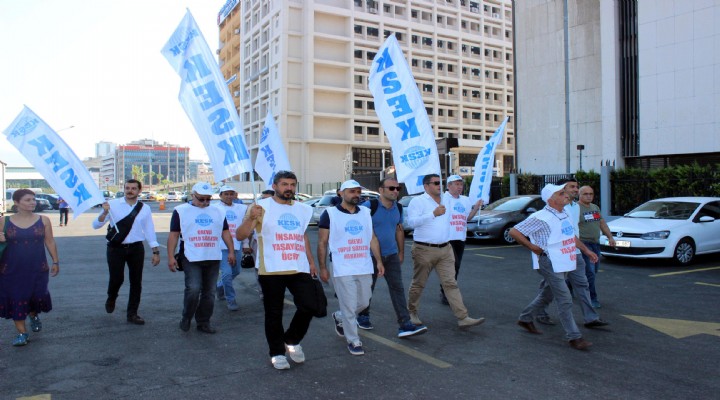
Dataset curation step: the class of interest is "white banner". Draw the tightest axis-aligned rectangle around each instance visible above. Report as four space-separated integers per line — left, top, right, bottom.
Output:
368 35 440 195
161 10 252 182
468 117 509 204
255 111 292 189
2 106 105 218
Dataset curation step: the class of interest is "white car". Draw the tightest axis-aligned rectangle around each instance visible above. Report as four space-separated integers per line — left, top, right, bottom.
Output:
599 197 720 265
166 191 180 201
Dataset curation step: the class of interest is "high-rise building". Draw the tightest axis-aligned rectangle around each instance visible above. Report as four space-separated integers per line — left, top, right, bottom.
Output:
95 141 116 158
218 0 515 187
218 0 243 112
513 0 720 174
115 139 190 187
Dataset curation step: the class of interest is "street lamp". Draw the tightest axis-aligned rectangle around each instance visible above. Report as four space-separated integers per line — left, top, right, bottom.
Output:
342 155 358 181
577 144 585 171
380 148 391 180
445 151 456 176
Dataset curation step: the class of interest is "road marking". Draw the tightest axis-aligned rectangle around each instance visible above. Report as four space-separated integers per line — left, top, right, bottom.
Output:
649 266 720 277
623 315 720 339
695 282 720 288
467 245 520 251
283 299 452 368
17 395 51 400
474 254 504 259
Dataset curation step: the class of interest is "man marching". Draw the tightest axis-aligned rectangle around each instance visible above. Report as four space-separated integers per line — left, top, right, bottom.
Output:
317 180 385 356
213 185 250 311
236 171 320 370
92 179 160 325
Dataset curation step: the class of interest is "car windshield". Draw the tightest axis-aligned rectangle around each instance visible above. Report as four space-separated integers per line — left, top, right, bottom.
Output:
398 195 417 206
317 195 336 206
484 197 534 212
625 201 699 220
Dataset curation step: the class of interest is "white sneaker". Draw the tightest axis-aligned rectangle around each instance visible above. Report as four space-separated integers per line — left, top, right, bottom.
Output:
285 343 305 363
410 312 423 325
271 355 290 370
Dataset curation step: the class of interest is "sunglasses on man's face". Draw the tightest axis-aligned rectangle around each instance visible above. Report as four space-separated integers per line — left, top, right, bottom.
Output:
194 195 212 203
382 186 401 191
426 181 441 186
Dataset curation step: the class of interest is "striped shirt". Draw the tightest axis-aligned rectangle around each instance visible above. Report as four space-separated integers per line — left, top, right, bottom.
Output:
513 206 569 251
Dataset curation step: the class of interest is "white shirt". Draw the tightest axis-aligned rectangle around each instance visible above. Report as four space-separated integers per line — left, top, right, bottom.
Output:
443 192 472 241
407 192 450 244
92 198 159 247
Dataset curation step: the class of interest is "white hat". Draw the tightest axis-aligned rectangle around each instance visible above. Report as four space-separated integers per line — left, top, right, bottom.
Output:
447 175 463 183
339 180 364 191
541 183 565 203
192 182 214 196
218 185 236 193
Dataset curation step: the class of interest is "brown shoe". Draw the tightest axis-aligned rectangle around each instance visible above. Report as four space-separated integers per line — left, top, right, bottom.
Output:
569 338 592 350
517 320 542 334
127 315 145 325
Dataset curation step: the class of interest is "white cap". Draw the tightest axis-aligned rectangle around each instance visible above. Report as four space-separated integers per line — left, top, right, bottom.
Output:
192 182 214 196
339 180 364 191
218 185 236 194
447 175 463 183
541 183 565 203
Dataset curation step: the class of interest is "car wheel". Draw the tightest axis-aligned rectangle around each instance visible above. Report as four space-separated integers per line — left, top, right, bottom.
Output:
502 225 516 244
673 238 695 265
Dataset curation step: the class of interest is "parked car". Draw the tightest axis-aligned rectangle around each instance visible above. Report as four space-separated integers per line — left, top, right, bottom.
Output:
36 193 60 210
302 196 322 225
115 192 125 198
181 191 189 203
166 191 180 201
295 193 312 202
599 197 720 265
467 195 545 244
399 194 420 235
155 193 167 202
312 190 381 224
11 197 51 213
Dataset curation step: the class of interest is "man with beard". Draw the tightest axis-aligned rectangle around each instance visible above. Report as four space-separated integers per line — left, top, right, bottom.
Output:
236 171 319 370
93 179 160 325
318 180 385 356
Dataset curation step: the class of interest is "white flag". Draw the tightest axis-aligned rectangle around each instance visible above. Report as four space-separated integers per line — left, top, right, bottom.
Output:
255 111 292 189
468 117 509 204
3 106 105 218
368 35 440 194
161 10 252 182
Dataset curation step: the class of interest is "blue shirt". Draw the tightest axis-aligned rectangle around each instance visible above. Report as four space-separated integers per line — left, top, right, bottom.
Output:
360 200 402 257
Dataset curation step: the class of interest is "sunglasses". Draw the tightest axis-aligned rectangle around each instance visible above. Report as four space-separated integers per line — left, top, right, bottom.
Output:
194 195 212 203
426 181 441 186
382 186 401 191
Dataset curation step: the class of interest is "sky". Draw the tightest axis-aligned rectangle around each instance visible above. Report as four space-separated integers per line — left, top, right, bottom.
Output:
0 0 229 167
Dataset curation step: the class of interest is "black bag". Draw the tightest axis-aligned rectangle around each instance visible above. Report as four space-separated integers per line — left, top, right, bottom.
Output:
106 202 144 245
310 275 328 318
240 253 255 269
174 240 185 271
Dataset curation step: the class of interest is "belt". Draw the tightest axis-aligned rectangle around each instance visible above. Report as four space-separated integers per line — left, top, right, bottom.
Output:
414 241 448 248
108 241 143 249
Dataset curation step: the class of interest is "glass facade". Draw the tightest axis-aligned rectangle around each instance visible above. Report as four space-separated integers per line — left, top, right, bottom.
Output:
116 144 189 186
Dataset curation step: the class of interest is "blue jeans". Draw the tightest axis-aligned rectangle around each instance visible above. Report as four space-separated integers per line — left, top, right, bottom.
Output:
182 258 220 326
581 241 600 301
519 255 582 341
217 249 241 304
359 253 411 326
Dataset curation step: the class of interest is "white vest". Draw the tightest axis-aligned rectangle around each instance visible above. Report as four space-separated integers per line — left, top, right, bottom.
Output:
259 197 313 273
175 203 225 262
565 202 582 254
327 206 374 277
529 209 577 273
444 192 472 241
213 201 247 250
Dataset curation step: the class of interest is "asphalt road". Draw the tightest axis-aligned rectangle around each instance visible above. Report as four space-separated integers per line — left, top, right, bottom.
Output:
1 204 719 399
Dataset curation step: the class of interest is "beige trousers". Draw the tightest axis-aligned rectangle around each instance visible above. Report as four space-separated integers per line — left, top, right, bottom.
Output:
408 244 468 320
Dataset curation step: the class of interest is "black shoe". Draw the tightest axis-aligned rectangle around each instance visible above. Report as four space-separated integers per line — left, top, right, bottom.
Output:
105 297 116 314
584 319 609 328
127 315 145 325
197 325 217 334
179 318 191 332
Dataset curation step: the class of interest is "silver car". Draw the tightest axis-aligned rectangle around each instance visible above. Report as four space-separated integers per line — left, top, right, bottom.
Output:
467 195 545 244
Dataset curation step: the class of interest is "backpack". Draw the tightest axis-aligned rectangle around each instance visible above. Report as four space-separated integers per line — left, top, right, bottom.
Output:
368 198 403 219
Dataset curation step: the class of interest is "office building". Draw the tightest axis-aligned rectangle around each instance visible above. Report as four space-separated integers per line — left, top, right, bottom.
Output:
115 139 190 187
218 0 515 187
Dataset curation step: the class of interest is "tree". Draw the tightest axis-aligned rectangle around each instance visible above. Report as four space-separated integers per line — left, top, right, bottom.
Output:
131 165 146 184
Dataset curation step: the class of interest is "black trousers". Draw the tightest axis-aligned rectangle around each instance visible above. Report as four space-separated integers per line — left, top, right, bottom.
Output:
106 243 145 317
59 208 69 225
258 273 316 357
